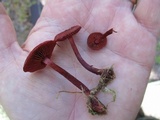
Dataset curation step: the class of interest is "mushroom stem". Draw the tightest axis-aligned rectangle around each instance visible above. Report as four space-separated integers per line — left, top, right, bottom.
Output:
101 28 117 39
68 37 104 75
43 58 90 95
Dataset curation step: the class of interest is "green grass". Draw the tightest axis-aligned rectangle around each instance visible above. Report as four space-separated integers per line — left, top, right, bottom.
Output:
155 56 160 64
0 105 10 120
155 40 160 64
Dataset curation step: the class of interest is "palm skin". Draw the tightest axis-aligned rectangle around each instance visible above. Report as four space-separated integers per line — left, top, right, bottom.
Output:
0 0 160 120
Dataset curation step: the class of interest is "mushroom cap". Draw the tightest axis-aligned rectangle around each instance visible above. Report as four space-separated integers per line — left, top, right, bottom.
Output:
54 25 81 42
87 32 107 50
23 40 56 72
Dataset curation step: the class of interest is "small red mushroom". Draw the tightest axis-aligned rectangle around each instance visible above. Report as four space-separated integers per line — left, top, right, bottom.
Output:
23 40 89 93
87 28 116 50
23 40 107 115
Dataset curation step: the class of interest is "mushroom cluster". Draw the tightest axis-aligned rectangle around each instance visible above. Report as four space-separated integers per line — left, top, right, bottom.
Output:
23 25 116 115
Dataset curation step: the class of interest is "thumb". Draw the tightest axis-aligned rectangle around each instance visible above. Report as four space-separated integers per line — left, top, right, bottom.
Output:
134 0 160 37
0 3 17 50
0 3 23 68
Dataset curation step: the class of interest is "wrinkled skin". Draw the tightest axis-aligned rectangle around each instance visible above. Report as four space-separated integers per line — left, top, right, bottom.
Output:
0 0 160 120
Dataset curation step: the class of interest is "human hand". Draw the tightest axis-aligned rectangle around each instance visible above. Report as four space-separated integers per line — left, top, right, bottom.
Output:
0 0 160 120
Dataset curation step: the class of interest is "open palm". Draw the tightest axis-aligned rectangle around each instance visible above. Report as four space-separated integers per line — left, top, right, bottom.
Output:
0 1 160 120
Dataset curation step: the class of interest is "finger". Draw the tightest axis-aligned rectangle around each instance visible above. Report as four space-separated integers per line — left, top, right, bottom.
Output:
134 0 160 37
0 3 18 50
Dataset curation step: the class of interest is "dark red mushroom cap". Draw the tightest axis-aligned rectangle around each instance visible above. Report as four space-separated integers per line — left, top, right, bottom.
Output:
54 25 81 42
23 40 56 72
87 32 107 50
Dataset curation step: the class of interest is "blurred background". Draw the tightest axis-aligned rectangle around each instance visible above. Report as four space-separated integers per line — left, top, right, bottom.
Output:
0 0 160 120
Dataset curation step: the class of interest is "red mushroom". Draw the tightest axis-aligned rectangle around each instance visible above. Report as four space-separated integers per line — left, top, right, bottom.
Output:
87 28 116 50
23 40 89 93
23 40 107 115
